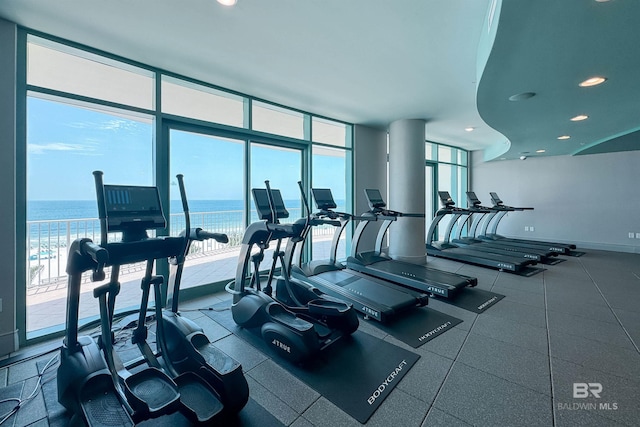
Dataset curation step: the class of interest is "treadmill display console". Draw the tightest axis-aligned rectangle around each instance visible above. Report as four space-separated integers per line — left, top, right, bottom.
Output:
489 192 503 206
438 191 455 207
365 189 386 209
466 191 482 206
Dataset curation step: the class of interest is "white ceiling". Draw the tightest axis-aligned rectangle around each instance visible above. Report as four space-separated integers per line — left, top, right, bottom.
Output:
1 0 638 159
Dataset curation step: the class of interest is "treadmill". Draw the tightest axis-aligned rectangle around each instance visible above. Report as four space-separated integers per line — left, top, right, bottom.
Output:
450 192 558 261
282 185 429 323
426 191 538 273
345 189 477 299
476 192 576 254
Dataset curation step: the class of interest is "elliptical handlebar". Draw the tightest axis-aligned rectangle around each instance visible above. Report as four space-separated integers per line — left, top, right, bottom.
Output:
176 174 229 243
93 171 108 247
297 181 313 231
79 238 108 282
81 239 109 265
176 174 191 232
191 228 229 243
264 180 278 224
297 181 310 215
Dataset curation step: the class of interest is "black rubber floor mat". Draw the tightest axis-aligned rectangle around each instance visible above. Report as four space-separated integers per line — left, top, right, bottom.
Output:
227 398 285 427
39 357 283 426
365 306 462 348
541 257 565 265
39 358 68 427
516 266 545 276
435 288 505 314
203 306 420 423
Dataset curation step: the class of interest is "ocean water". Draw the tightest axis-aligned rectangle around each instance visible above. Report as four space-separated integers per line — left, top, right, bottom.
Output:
27 200 247 221
27 199 344 246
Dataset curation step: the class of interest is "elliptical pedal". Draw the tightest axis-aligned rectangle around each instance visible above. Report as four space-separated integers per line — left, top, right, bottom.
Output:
80 378 134 427
123 368 181 419
173 372 225 425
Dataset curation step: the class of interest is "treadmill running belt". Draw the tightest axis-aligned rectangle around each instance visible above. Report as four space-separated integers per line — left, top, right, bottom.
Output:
203 305 420 423
333 274 362 288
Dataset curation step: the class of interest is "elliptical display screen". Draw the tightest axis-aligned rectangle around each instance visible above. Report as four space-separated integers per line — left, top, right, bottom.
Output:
252 188 289 221
104 185 166 233
311 188 337 210
364 189 386 209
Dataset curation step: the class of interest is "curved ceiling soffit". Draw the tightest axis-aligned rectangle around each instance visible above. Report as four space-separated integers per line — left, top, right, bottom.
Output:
476 0 640 162
572 125 640 156
475 0 510 162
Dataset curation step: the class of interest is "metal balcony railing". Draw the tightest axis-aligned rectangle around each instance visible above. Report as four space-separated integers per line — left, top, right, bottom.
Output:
26 209 334 291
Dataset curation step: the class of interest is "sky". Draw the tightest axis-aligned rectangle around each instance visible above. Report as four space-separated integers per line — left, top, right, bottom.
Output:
27 96 347 202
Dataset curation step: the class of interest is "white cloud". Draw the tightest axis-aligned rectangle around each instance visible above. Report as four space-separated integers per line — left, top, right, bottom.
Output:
28 142 98 155
66 119 138 131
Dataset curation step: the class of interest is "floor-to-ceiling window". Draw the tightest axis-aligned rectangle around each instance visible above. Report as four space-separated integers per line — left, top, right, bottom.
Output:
20 31 353 342
25 35 156 336
311 143 349 260
169 129 245 290
425 142 469 242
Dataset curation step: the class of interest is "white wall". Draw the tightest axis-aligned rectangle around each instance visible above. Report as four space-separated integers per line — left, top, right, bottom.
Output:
0 18 18 355
471 150 640 253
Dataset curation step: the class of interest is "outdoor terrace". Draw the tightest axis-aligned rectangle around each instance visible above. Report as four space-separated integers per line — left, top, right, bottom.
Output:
26 210 339 335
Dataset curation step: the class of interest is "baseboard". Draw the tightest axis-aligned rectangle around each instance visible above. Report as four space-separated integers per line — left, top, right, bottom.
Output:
500 234 640 254
0 329 19 357
571 241 640 254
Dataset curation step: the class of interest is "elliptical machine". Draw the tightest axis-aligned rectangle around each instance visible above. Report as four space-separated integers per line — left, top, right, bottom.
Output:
251 181 358 335
72 171 241 425
227 180 358 363
57 238 134 426
159 174 249 414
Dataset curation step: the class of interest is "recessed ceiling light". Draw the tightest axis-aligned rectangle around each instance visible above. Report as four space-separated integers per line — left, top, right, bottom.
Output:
217 0 237 5
579 76 607 87
508 92 536 101
465 127 475 132
536 149 546 153
595 0 611 3
557 135 571 140
571 114 589 121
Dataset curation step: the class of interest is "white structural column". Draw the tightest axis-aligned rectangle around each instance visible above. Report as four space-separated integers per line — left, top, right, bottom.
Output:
388 119 426 264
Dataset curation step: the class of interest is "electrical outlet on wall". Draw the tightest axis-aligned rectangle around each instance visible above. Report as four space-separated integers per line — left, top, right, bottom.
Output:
636 233 640 239
0 298 3 313
525 226 530 231
630 232 635 239
530 226 535 232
